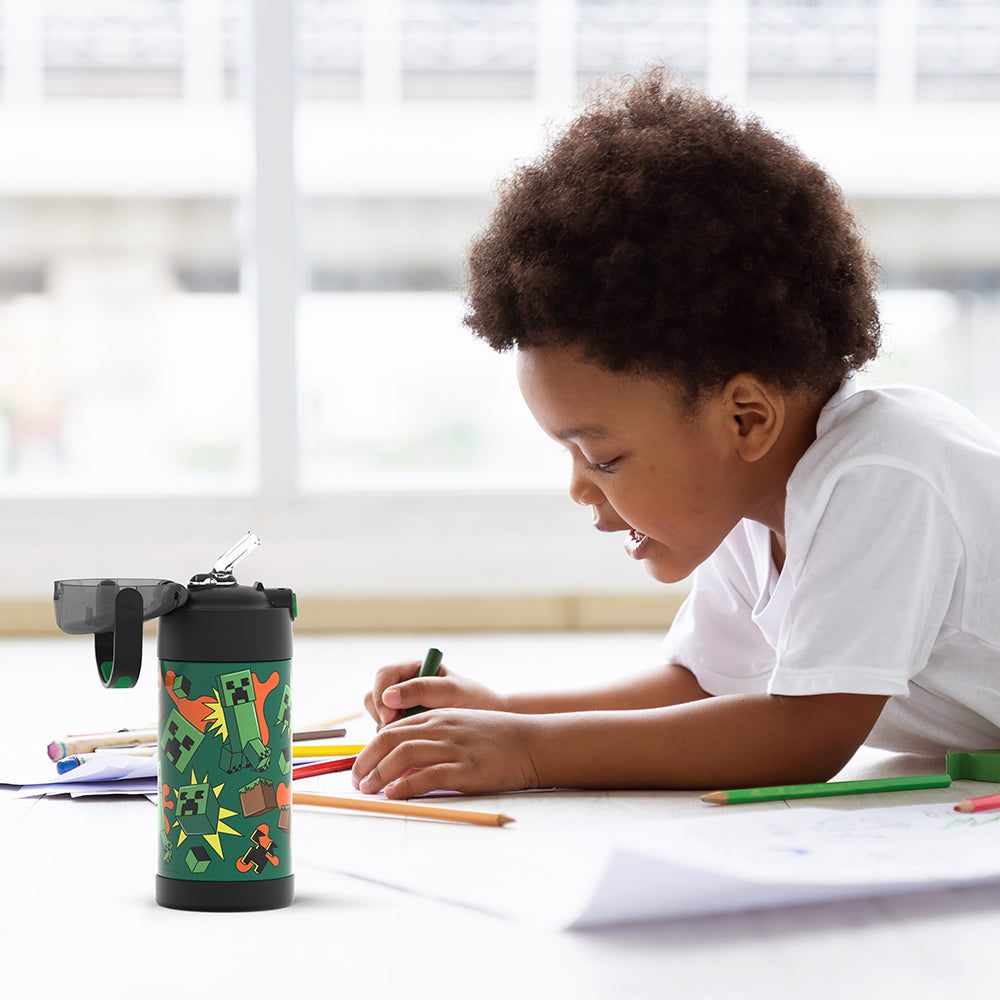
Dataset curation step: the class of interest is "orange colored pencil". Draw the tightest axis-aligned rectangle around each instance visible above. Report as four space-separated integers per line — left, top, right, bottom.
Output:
293 791 514 827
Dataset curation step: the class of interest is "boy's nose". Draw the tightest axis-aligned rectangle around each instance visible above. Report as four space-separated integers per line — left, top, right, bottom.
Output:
568 461 606 508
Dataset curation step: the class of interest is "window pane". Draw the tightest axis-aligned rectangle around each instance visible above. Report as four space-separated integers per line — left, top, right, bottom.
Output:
297 0 1000 493
0 1 254 495
297 0 565 490
863 289 1000 431
298 291 564 491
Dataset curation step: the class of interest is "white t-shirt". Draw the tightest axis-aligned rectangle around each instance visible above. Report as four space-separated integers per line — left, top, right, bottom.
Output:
661 380 1000 754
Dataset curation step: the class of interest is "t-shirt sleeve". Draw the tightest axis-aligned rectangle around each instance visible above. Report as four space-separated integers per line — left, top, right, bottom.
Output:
660 524 780 695
768 463 964 697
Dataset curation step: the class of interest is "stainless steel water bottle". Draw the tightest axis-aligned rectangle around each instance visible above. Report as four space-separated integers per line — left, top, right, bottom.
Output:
155 532 296 910
54 531 297 912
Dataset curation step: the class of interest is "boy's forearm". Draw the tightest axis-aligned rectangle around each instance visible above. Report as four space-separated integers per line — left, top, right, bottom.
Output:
520 691 888 790
505 662 710 715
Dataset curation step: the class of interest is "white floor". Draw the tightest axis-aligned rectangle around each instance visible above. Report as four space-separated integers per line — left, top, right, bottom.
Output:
3 631 998 999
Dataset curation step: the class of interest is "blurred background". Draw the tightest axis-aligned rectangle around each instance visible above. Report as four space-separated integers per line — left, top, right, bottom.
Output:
1 0 998 631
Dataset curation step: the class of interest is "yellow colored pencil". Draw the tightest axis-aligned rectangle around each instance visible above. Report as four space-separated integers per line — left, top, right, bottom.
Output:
293 791 515 827
291 744 367 758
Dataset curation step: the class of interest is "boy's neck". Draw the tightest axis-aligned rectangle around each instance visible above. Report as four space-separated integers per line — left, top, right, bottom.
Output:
745 388 832 560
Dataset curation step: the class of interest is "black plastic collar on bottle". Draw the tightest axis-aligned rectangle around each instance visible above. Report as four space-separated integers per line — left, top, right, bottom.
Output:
157 582 295 663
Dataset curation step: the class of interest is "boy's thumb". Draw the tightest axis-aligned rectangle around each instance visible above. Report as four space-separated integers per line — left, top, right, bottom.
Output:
382 685 405 708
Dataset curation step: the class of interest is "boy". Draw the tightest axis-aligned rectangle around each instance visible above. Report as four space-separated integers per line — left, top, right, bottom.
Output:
353 69 1000 799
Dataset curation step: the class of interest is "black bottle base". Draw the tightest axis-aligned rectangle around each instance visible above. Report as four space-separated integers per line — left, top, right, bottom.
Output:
156 875 294 911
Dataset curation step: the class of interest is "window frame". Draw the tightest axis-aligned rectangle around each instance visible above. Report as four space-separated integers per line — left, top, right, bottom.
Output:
0 1 663 611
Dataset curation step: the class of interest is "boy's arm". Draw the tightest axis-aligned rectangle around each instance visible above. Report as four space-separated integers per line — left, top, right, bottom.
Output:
353 688 889 797
525 690 889 790
373 661 710 725
503 662 712 713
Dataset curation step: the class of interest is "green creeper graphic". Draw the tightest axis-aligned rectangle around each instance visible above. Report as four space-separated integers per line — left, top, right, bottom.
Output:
276 684 292 730
216 668 271 774
176 781 221 836
160 828 173 866
161 707 205 773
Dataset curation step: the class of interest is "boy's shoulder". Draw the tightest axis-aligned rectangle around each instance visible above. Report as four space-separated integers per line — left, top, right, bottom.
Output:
790 381 1000 512
815 380 1000 466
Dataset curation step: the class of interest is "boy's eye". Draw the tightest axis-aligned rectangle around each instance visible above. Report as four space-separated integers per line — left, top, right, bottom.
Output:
587 457 621 473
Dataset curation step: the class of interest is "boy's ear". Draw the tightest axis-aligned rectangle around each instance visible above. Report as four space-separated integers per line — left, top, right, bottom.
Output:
722 375 785 463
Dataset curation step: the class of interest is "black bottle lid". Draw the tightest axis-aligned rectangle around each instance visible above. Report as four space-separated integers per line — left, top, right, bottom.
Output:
157 582 295 663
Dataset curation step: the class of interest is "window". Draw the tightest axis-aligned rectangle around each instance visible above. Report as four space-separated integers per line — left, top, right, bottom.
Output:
2 0 999 616
0 0 254 495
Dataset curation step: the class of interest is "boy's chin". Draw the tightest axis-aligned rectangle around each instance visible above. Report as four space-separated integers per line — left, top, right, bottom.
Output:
640 556 692 586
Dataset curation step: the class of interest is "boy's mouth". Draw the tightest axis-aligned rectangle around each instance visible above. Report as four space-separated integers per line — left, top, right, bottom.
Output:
625 528 649 559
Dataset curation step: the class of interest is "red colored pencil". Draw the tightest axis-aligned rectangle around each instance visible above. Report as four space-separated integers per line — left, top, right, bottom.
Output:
292 756 358 780
954 792 1000 813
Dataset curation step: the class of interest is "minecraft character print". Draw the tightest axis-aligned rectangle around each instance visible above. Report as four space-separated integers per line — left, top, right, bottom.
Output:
161 708 206 773
216 668 271 774
236 824 280 875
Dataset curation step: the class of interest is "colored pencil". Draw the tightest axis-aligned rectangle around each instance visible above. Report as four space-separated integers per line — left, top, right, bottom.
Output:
291 744 367 758
48 727 159 760
65 725 154 738
50 724 348 761
402 647 443 717
56 755 90 775
700 773 952 805
292 728 347 742
292 757 358 780
954 791 1000 813
293 791 514 827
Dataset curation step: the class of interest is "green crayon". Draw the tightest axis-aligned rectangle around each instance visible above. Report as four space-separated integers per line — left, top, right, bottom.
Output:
402 647 443 717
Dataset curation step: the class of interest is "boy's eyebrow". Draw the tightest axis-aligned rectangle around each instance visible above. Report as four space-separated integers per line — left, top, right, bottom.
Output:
554 424 610 442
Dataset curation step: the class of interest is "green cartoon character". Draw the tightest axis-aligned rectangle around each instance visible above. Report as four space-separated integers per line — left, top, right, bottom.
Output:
216 668 271 774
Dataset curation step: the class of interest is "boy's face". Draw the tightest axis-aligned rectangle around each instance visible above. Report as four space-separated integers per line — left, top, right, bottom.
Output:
517 345 763 584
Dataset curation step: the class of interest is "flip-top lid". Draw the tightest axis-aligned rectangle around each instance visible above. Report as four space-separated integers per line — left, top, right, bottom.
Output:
53 578 188 635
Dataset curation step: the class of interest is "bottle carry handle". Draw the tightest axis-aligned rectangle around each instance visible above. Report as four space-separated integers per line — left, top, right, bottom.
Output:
94 587 143 689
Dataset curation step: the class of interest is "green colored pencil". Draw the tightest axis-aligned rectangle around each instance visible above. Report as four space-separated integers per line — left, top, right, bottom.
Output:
701 773 952 805
402 647 443 717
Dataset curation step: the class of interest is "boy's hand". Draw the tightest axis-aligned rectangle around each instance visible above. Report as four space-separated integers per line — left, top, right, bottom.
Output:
352 709 541 798
363 659 509 729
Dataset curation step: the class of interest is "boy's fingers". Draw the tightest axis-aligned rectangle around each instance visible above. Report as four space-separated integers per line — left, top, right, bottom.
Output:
384 763 463 800
363 688 396 728
371 660 431 722
381 686 405 708
382 676 449 710
356 737 439 794
352 724 410 788
374 661 422 690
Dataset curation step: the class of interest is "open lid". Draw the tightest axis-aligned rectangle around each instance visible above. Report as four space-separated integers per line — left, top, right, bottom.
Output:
52 531 262 689
53 579 188 635
53 579 188 688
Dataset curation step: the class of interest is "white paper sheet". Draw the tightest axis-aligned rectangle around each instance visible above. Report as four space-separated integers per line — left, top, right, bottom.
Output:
304 802 1000 928
13 752 158 798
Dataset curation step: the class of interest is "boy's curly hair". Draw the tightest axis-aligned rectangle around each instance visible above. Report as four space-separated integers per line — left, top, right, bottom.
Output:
463 68 881 403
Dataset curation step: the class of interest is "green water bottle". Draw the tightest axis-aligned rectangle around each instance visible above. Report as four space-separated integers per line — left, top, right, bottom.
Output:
54 532 297 912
